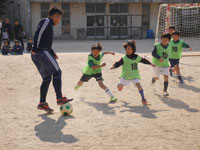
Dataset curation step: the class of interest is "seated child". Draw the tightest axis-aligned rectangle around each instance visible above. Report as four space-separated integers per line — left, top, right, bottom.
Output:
1 40 12 55
12 40 23 55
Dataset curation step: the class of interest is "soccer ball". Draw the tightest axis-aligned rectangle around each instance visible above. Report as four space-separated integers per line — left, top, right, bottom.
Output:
60 103 73 116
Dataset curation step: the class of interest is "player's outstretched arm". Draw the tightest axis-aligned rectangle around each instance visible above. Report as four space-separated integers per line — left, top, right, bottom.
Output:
140 58 156 67
183 42 192 51
110 58 123 69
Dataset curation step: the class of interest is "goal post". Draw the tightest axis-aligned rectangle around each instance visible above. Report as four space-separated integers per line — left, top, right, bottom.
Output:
155 3 200 51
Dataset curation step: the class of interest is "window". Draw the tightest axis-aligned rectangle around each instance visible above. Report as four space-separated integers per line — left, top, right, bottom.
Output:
86 4 95 13
41 3 50 19
96 4 105 13
110 4 128 13
86 4 106 37
86 3 105 13
110 4 119 13
61 3 70 35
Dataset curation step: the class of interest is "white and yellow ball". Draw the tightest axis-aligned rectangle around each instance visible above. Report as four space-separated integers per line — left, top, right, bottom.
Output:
60 103 73 116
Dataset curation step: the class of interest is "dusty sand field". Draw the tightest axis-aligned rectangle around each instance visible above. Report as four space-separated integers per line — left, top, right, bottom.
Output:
0 51 199 150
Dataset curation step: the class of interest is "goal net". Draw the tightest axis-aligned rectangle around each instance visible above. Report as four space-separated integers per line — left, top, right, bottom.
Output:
155 3 200 51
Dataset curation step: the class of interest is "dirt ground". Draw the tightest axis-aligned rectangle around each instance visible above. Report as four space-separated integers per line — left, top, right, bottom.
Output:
0 41 199 150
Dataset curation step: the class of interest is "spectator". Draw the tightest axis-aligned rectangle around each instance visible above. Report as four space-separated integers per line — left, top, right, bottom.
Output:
26 37 33 52
2 18 12 45
12 40 23 55
1 40 12 55
13 19 24 50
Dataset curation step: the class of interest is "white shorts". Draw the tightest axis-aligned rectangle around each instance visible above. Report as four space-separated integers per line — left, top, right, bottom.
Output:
153 66 169 78
119 78 140 86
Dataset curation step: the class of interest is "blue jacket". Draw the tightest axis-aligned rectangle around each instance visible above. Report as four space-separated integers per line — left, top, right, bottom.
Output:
33 17 55 55
13 45 23 55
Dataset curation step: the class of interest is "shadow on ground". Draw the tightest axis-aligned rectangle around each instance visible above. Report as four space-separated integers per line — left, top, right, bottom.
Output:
155 94 199 112
120 101 168 119
35 115 79 143
80 97 120 115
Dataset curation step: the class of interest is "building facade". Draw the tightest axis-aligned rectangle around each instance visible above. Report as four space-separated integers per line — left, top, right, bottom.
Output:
30 2 159 39
3 0 200 39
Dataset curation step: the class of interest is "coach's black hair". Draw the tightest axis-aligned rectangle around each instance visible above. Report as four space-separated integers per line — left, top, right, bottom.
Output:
123 40 136 53
49 6 64 16
161 33 171 41
172 31 180 36
169 26 175 30
91 43 102 51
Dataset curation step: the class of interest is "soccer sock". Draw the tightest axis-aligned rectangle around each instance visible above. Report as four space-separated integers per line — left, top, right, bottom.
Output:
164 81 168 92
177 75 183 81
40 78 51 103
139 89 145 100
53 70 62 99
169 67 173 72
105 88 114 97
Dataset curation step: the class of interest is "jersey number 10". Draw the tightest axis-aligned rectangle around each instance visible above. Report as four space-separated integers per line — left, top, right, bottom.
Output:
131 63 138 70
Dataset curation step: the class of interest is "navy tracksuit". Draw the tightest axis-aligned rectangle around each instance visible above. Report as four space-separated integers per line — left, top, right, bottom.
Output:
31 17 62 103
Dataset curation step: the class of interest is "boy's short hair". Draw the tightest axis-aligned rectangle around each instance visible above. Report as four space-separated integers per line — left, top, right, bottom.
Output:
14 19 19 22
49 6 64 16
28 37 32 40
91 43 102 51
161 33 171 41
3 40 8 43
123 40 136 53
15 40 19 43
169 26 175 30
172 31 180 36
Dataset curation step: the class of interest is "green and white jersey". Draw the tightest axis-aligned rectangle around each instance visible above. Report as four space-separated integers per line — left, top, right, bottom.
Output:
120 55 142 80
169 39 184 59
82 53 104 75
152 43 170 67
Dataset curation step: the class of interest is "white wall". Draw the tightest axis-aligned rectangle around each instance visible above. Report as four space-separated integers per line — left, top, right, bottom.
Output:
150 3 159 34
70 3 86 39
129 3 142 27
31 3 41 36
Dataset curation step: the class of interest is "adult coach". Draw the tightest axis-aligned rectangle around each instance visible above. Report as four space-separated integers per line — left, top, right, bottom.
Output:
31 6 73 113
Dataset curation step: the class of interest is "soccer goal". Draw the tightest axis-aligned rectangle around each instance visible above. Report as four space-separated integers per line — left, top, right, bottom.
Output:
155 3 200 51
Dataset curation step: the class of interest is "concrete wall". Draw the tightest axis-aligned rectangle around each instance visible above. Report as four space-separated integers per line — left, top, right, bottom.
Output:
150 3 159 35
31 3 41 36
129 3 142 27
71 3 86 39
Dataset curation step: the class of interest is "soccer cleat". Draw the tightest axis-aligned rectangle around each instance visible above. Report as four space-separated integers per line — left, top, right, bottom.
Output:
152 77 156 84
37 102 54 113
74 85 81 90
142 99 150 105
110 96 118 103
163 91 169 97
57 97 73 105
179 80 184 84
